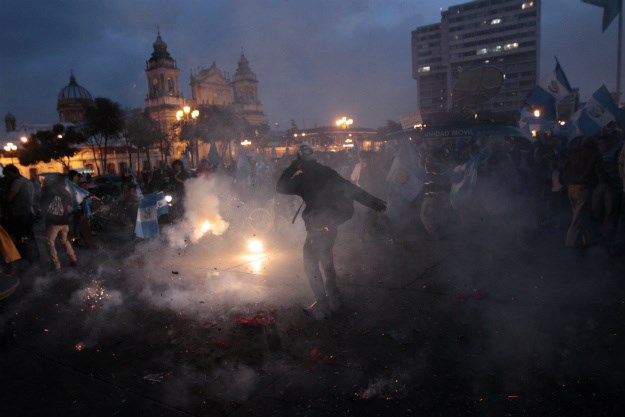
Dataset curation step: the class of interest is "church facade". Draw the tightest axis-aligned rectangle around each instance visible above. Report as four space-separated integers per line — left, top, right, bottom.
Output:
144 31 266 132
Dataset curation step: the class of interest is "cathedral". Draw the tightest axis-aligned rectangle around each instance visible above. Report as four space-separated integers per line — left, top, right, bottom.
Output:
144 31 266 132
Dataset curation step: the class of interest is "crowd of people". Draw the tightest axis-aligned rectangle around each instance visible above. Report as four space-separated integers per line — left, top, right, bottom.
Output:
1 127 623 300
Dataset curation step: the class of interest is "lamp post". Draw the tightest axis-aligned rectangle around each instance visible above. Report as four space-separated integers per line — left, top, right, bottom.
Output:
176 105 200 168
3 142 18 163
335 116 353 129
336 116 353 150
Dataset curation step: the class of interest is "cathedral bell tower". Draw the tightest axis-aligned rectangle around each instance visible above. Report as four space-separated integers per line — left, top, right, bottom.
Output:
232 52 265 126
145 31 186 132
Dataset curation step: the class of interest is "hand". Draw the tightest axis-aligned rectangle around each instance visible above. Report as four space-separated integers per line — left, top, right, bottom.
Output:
371 197 387 212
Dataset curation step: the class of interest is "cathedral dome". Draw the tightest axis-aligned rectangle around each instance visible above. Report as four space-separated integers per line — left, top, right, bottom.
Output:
58 74 93 101
57 74 93 123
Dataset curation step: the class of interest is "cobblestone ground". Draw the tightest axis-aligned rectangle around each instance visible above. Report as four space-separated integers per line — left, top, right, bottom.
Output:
1 211 624 417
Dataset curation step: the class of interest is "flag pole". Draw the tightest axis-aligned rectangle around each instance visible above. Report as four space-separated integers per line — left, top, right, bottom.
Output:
617 3 623 107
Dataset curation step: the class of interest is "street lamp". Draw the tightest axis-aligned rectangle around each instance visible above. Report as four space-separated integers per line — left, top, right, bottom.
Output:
335 116 353 129
3 142 18 163
336 117 353 151
176 105 200 168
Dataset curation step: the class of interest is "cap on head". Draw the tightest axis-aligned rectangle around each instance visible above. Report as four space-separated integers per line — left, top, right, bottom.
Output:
297 143 314 161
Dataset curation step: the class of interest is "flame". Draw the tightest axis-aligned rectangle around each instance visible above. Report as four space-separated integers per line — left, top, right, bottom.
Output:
247 239 263 253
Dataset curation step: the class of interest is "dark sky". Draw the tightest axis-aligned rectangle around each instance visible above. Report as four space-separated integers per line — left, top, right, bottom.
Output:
0 0 621 131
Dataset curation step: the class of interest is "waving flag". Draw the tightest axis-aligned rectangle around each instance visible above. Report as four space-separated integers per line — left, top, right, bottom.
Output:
562 85 619 139
518 107 557 139
384 138 425 219
525 59 573 120
65 179 90 205
135 191 169 239
450 158 478 209
582 0 622 31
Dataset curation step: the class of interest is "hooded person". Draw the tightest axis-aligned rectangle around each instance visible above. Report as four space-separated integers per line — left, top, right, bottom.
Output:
276 143 387 319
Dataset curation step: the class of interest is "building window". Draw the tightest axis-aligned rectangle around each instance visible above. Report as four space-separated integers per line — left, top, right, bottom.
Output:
477 48 488 55
490 18 501 25
504 42 519 50
521 1 534 9
418 66 431 73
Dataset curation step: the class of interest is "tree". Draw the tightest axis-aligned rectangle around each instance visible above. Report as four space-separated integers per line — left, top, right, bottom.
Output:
195 104 253 161
83 97 124 175
123 108 160 172
18 124 85 170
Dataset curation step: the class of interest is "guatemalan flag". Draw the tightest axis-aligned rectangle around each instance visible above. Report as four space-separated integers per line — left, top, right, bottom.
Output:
525 59 573 120
134 191 170 239
561 85 619 139
450 158 478 209
65 179 90 205
384 138 425 219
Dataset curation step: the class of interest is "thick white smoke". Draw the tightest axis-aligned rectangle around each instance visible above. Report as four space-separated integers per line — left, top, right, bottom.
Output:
163 176 230 248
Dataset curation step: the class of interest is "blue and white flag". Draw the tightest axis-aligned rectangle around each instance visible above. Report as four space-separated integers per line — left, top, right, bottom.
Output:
207 140 221 168
182 148 191 172
135 191 169 239
450 157 478 209
384 138 425 219
562 84 618 139
518 108 556 139
526 59 573 120
582 0 622 31
65 179 90 206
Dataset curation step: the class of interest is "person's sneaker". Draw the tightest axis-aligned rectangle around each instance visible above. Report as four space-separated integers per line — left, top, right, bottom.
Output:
303 301 329 320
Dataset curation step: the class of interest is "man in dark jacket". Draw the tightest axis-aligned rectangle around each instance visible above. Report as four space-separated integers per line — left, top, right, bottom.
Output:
563 136 606 247
276 144 387 319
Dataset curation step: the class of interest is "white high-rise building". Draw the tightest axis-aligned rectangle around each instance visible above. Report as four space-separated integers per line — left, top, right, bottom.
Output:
411 0 540 121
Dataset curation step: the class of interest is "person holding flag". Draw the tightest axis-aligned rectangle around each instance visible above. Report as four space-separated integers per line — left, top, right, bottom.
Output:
66 170 95 249
524 58 573 121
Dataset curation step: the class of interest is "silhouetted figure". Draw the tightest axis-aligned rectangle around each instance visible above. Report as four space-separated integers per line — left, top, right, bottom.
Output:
276 144 386 319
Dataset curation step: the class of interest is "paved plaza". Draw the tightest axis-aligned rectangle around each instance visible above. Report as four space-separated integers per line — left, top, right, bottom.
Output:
1 213 624 417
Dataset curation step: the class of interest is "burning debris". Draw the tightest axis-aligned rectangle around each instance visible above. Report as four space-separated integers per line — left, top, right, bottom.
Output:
236 311 276 327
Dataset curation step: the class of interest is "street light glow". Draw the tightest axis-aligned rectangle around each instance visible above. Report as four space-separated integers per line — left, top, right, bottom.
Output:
336 116 353 128
4 142 17 152
20 136 28 143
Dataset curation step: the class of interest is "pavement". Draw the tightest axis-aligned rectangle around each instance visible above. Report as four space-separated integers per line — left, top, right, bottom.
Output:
1 210 624 417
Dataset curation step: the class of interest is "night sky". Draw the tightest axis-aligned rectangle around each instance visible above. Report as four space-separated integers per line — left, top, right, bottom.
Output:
0 0 620 130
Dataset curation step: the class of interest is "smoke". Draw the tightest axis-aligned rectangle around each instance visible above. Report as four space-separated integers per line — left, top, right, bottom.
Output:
163 176 230 248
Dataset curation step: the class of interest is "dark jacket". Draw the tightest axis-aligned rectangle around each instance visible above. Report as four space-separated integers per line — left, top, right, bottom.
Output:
276 158 386 230
564 140 605 187
41 176 73 226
